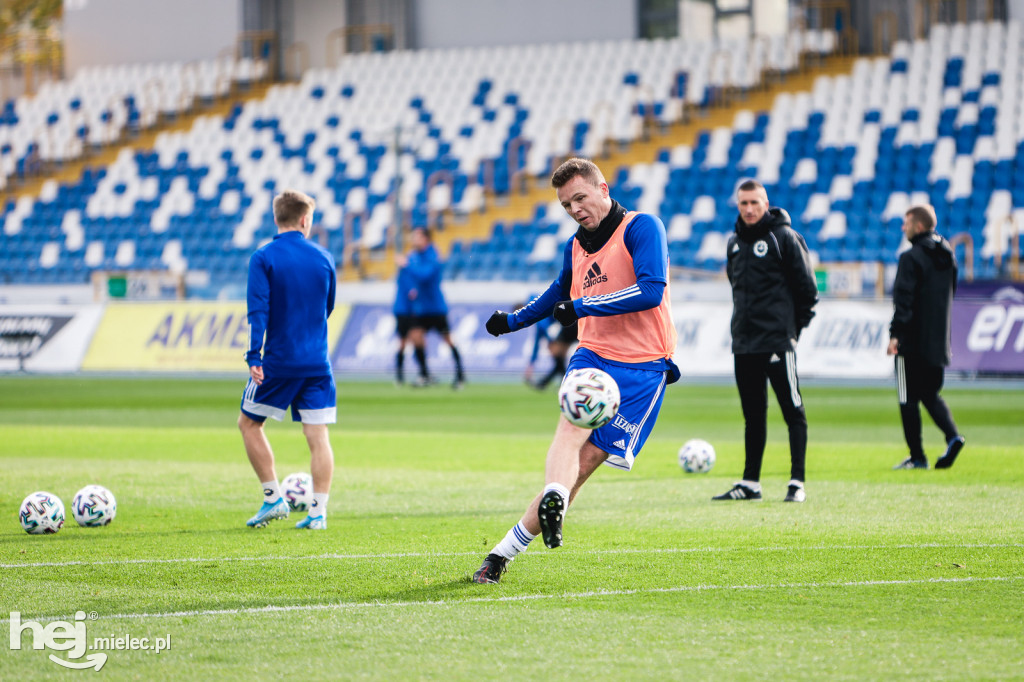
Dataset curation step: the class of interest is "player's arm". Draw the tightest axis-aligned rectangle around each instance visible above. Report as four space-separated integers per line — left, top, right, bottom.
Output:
245 251 269 368
486 240 572 336
785 230 819 335
326 255 337 318
888 252 918 351
566 215 668 322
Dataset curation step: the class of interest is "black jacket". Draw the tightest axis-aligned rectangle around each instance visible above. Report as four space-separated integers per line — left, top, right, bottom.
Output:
726 208 819 354
889 231 957 366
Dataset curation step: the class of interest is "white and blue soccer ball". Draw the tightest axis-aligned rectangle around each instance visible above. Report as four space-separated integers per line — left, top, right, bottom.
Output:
72 485 117 527
281 472 313 512
19 491 65 535
558 368 621 429
679 439 716 474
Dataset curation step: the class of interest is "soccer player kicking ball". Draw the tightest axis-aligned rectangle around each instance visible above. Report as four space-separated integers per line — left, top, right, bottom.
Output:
238 190 337 530
474 158 679 583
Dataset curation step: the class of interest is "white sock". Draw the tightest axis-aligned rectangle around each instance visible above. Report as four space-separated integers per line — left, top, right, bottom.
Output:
491 522 536 560
788 479 804 489
543 482 571 502
310 493 329 518
262 480 282 503
740 480 762 492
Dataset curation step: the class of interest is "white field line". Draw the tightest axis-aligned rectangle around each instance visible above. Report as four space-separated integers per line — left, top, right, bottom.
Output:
1 542 1020 570
2 575 1020 625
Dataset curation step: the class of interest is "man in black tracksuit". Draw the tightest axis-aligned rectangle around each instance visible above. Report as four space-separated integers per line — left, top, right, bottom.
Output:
714 180 818 503
887 205 965 470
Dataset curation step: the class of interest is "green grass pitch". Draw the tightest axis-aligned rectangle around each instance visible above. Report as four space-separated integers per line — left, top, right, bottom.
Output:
1 375 1022 680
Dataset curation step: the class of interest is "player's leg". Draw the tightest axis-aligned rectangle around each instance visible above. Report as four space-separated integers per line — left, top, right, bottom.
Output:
473 440 606 583
440 330 465 388
894 355 928 469
537 353 666 548
534 417 595 548
433 312 464 388
239 376 296 527
715 353 767 499
299 424 333 528
408 325 431 385
395 331 408 385
918 363 959 442
767 350 807 501
293 375 337 529
919 364 965 469
239 412 277 484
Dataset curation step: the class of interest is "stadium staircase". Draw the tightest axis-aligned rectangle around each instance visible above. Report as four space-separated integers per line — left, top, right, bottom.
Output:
356 52 861 282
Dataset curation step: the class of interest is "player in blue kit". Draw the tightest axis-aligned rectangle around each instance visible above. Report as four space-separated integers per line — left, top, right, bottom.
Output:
473 158 679 583
397 228 465 388
392 259 419 385
238 190 337 530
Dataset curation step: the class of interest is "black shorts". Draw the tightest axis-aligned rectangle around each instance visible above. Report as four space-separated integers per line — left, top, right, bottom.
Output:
395 314 415 338
413 314 451 334
554 322 578 345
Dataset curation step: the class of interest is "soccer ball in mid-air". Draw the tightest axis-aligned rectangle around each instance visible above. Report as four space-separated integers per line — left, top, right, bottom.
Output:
558 368 620 429
281 472 313 512
72 485 117 527
679 439 716 474
19 491 65 534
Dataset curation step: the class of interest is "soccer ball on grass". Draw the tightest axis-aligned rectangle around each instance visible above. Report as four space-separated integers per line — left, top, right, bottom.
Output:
678 439 716 474
281 472 313 512
72 484 117 527
19 491 65 534
558 368 620 429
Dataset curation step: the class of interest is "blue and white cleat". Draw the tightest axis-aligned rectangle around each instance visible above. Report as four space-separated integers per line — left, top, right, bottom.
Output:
295 515 326 530
246 498 290 528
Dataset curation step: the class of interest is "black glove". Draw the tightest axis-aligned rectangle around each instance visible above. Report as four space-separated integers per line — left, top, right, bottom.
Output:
553 300 578 326
485 311 511 336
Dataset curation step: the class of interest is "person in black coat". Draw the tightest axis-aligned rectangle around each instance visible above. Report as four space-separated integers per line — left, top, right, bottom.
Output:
714 179 819 503
887 205 965 470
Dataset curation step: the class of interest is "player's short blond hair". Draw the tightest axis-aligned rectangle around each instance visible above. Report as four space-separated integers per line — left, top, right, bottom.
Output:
273 190 316 228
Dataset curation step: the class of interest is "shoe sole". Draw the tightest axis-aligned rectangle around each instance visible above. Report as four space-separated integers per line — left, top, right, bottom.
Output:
538 491 565 549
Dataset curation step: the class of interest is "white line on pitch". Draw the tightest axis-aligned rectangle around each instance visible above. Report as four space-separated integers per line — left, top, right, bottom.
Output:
1 542 1020 569
2 575 1019 625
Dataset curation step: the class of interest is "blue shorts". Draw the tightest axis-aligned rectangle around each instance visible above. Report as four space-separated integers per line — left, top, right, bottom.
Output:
566 347 671 471
240 374 337 424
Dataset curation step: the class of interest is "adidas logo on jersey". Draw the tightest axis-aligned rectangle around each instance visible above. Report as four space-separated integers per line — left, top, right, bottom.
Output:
769 353 781 363
582 262 608 289
612 439 626 449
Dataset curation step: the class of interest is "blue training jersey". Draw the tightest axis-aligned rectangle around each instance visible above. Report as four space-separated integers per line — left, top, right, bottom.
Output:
246 230 336 377
404 244 448 315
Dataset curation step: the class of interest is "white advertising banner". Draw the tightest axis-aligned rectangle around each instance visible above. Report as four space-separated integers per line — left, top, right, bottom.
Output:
0 305 105 372
671 300 893 379
796 300 893 378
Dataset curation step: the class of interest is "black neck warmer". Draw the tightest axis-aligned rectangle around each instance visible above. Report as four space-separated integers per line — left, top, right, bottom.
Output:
575 200 627 254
